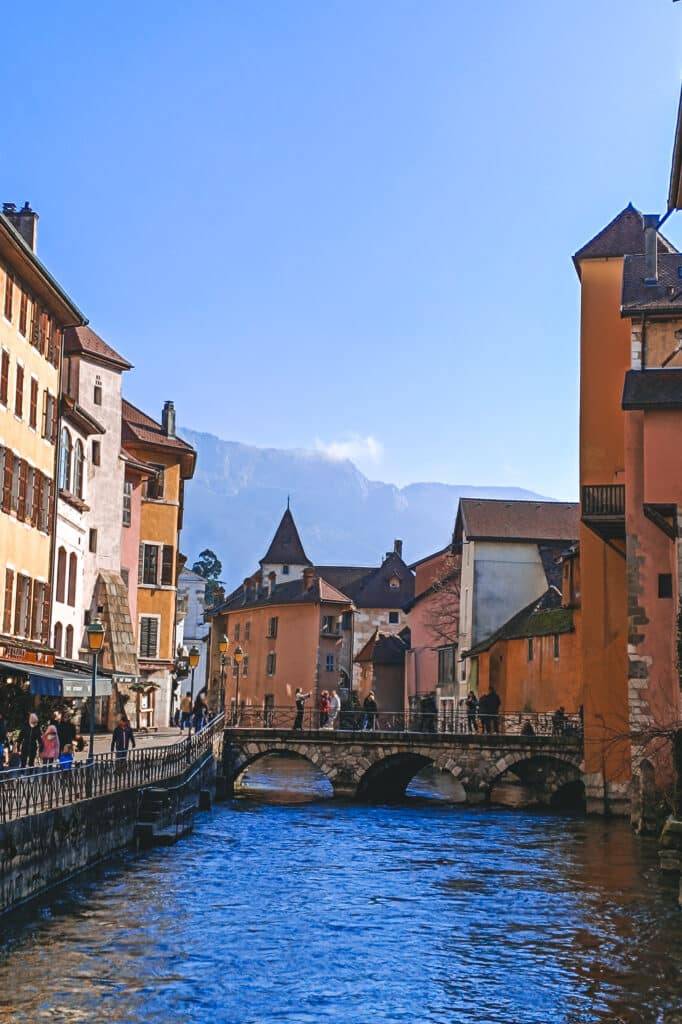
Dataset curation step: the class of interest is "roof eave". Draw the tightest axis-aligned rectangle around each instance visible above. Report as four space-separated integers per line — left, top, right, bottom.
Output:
668 84 682 211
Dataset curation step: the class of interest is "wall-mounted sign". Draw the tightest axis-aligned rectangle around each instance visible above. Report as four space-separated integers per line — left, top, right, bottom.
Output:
0 645 54 668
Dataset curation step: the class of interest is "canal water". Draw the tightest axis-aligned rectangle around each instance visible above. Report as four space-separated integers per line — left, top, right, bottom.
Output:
0 757 681 1024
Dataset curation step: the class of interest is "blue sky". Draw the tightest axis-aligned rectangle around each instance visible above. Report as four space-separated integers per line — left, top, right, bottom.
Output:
4 1 682 498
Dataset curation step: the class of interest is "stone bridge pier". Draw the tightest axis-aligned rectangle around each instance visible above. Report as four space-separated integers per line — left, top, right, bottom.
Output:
221 729 584 806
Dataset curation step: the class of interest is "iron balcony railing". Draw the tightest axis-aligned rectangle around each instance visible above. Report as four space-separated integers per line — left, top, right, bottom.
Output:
582 484 625 517
0 713 224 825
224 706 582 739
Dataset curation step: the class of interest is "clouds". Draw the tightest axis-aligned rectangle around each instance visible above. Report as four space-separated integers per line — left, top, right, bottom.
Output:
314 434 384 466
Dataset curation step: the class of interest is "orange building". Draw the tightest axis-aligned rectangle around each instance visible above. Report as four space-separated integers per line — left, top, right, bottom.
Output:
573 206 676 815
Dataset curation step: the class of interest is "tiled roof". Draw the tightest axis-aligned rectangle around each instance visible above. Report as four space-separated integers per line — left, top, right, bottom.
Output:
621 253 682 314
455 499 579 544
260 509 312 567
208 574 351 616
573 205 677 273
64 325 132 371
464 588 573 658
318 552 415 609
121 399 195 455
622 369 682 410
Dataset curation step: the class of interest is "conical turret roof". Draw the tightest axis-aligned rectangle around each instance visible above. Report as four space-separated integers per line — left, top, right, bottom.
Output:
260 508 312 567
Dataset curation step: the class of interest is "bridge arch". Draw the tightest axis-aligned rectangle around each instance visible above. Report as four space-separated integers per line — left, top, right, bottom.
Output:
486 751 584 807
228 742 340 795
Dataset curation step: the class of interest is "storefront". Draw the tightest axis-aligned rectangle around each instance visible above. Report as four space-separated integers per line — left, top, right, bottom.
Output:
0 645 112 731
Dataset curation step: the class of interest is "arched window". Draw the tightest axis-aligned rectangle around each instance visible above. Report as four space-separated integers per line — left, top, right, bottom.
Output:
65 624 74 659
58 428 72 491
67 552 77 607
56 546 66 603
74 441 84 499
53 621 62 656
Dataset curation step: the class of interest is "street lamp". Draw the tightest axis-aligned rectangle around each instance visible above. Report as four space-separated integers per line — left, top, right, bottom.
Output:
187 645 200 744
219 634 229 713
233 644 244 724
85 621 105 764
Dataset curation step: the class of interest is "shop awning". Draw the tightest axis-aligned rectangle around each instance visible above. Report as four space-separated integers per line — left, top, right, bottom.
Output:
23 665 113 699
29 673 62 696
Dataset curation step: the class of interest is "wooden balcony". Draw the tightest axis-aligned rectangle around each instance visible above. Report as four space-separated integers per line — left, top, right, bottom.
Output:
581 485 625 543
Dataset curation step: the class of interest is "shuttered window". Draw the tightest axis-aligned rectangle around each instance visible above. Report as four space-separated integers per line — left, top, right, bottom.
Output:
40 580 50 643
266 652 277 676
139 616 159 659
30 581 42 641
3 271 13 321
17 459 27 520
145 466 164 500
67 553 77 607
25 466 35 525
0 351 8 406
3 569 13 634
18 290 28 335
161 545 174 586
122 480 132 526
14 574 31 637
53 622 62 656
65 625 74 659
14 364 23 419
56 547 66 603
31 471 41 529
140 544 159 586
2 450 12 514
10 457 20 512
29 378 38 429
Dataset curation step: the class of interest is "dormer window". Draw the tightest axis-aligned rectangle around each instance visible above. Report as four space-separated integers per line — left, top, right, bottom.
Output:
389 574 400 589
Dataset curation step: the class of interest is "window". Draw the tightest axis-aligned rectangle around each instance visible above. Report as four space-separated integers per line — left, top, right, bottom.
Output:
31 581 46 642
56 547 66 603
437 645 456 685
74 441 84 499
161 544 174 586
267 616 278 638
25 466 35 524
282 564 290 576
59 428 72 491
122 480 132 526
1 449 12 514
266 652 276 676
342 611 352 631
321 615 336 634
242 655 249 677
39 476 51 532
388 611 400 625
93 375 102 406
53 621 63 656
325 653 335 672
67 553 77 607
17 459 27 520
14 363 23 418
4 271 13 321
553 634 560 660
145 465 165 500
234 623 240 641
244 621 251 640
10 457 20 512
42 391 57 443
527 638 534 662
658 573 673 599
121 568 129 590
14 574 31 636
3 569 13 633
29 377 38 430
139 616 160 659
91 440 101 466
18 290 28 336
89 528 97 553
389 574 400 589
65 624 74 659
0 350 8 405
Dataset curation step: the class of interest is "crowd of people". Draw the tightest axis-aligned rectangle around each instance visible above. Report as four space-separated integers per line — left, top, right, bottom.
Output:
0 708 86 772
175 689 211 733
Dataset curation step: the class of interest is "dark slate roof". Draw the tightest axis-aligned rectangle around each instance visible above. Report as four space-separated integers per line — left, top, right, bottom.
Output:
318 552 415 609
621 253 682 315
260 509 312 567
64 325 133 371
354 627 411 666
622 369 682 410
573 204 677 273
464 588 573 658
454 499 579 545
208 574 351 616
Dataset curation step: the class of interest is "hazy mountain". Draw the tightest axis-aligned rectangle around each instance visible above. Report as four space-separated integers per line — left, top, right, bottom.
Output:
180 428 553 586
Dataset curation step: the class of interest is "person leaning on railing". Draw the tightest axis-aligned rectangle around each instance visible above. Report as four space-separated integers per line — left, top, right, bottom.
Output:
111 715 136 770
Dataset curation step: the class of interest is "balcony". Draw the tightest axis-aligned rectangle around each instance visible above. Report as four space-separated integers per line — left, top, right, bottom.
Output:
581 484 625 543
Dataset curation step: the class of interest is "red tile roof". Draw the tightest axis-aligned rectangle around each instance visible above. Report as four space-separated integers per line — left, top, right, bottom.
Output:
455 499 579 544
573 204 677 274
122 399 194 454
64 325 132 371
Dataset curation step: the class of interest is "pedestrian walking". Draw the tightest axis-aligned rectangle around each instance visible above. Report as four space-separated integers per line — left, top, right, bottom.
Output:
363 692 378 731
57 711 76 752
465 691 478 734
319 690 330 729
41 723 60 764
193 692 208 733
19 713 42 767
179 692 192 732
293 688 310 730
111 715 136 763
328 689 341 730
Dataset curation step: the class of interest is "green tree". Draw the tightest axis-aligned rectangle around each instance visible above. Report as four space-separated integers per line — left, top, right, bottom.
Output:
192 548 224 606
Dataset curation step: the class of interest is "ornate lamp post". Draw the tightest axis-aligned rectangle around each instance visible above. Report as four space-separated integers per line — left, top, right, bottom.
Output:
187 645 200 743
219 634 229 713
233 644 244 724
85 621 105 764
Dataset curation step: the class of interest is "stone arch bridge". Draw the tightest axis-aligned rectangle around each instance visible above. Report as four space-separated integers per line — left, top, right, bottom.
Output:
222 728 584 805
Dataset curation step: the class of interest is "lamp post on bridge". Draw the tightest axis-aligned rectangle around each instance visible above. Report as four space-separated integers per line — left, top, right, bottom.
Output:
186 645 200 751
233 645 244 724
85 621 105 765
219 634 229 714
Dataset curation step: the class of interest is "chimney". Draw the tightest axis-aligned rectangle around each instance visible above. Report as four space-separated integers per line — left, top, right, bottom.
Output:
268 571 276 596
393 539 403 559
643 214 659 286
162 400 176 437
3 202 38 252
303 567 315 592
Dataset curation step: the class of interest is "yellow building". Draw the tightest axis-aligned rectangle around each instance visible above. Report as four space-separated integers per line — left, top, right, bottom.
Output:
0 203 85 682
121 399 195 727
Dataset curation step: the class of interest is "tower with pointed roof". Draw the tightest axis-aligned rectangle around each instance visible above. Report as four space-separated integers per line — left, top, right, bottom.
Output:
260 506 312 586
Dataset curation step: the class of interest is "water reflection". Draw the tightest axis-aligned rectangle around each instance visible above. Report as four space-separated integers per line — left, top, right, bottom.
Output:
0 769 680 1024
237 751 334 802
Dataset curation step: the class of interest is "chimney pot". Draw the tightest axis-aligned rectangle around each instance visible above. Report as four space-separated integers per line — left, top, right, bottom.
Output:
394 539 403 558
3 201 38 252
162 400 176 437
643 214 659 287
